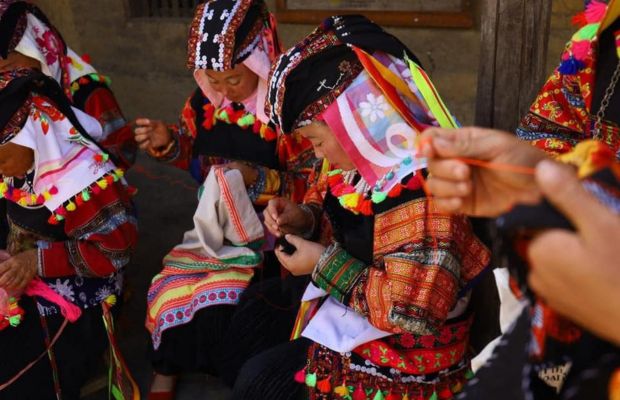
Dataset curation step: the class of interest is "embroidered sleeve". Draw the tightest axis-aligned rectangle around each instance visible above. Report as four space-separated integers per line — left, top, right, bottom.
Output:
312 243 367 304
37 181 137 278
326 198 489 335
73 76 137 170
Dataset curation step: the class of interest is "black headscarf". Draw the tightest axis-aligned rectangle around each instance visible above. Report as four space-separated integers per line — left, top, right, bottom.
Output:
186 0 271 71
267 15 421 134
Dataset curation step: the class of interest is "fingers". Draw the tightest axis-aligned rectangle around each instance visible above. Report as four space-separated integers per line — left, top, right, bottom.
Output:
535 160 618 236
134 118 153 127
422 126 516 160
284 234 303 247
264 199 283 236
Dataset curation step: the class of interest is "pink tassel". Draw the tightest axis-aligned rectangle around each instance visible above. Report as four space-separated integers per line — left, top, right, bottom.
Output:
570 40 592 61
294 368 306 383
585 0 607 23
25 278 81 322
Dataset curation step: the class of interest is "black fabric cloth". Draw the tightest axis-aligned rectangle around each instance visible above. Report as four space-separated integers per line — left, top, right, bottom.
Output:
149 260 307 385
0 296 108 400
189 88 279 169
0 199 8 250
592 17 620 125
232 337 311 400
215 273 309 386
270 14 421 133
148 303 237 376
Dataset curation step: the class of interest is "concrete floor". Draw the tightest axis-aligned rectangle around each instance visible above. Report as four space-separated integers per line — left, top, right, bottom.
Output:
84 153 232 399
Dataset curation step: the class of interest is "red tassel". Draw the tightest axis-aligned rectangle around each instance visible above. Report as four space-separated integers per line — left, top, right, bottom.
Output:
49 186 59 195
75 194 84 206
388 184 402 198
406 175 422 191
202 104 215 130
438 387 453 399
317 377 332 393
264 127 277 141
386 392 400 400
81 53 91 63
48 215 59 225
571 11 588 27
294 368 306 383
91 184 101 195
56 206 67 217
359 199 373 216
252 120 262 133
353 383 366 400
105 175 114 185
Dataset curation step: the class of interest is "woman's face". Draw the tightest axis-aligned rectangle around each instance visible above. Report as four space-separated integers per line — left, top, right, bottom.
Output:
0 52 42 73
205 63 259 103
298 122 355 170
0 142 34 178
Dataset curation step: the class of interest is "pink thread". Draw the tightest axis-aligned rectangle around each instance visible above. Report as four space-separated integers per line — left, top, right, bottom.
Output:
24 278 81 322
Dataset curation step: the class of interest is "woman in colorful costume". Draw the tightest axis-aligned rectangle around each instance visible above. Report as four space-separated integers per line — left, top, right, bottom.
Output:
0 0 137 169
238 15 491 400
0 68 137 400
137 0 315 397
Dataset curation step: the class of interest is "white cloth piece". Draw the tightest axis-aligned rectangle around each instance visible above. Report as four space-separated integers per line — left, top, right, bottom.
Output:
174 168 264 261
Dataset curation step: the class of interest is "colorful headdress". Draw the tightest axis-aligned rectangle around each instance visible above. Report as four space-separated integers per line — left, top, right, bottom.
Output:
0 1 97 99
188 0 281 123
0 69 119 214
267 15 420 135
268 15 459 212
187 0 277 71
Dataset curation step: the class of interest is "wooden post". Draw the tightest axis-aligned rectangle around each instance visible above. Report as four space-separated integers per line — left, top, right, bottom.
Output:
475 0 552 131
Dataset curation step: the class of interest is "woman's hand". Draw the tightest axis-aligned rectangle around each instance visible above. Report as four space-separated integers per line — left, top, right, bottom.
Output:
225 162 259 187
0 250 37 292
264 198 313 237
134 118 172 153
527 161 620 346
419 127 546 217
275 234 325 276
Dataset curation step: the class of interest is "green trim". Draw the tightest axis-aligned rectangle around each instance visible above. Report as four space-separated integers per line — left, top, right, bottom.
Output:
313 246 367 303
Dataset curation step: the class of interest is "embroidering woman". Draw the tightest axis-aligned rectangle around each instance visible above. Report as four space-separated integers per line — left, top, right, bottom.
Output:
0 68 137 400
0 0 137 169
136 1 314 398
239 15 491 400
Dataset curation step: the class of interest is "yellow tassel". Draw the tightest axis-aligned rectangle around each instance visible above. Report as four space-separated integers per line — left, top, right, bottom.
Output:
43 192 52 201
97 179 108 189
334 385 350 396
104 295 117 306
17 198 27 206
30 194 37 203
340 193 361 209
66 201 77 212
115 168 125 178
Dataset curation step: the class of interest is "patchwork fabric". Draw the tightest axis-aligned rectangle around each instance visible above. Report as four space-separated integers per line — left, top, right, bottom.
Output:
146 168 264 349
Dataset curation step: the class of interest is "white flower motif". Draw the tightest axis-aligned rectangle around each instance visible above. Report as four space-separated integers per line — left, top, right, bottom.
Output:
95 286 113 302
359 93 389 122
49 279 75 302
